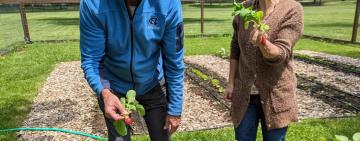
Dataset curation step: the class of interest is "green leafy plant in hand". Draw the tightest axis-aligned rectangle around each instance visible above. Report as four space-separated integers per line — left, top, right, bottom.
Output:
232 0 269 32
113 90 145 136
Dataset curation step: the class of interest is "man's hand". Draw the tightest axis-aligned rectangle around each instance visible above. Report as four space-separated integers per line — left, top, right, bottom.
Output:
102 89 129 121
224 84 234 101
163 115 181 134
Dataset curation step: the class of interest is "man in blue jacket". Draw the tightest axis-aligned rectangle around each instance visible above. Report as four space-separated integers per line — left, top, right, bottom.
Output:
80 0 184 140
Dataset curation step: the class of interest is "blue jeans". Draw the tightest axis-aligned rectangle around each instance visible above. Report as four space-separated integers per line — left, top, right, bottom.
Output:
235 95 288 141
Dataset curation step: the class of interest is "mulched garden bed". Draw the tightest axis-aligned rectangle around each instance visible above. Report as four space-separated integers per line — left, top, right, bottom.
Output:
18 61 231 140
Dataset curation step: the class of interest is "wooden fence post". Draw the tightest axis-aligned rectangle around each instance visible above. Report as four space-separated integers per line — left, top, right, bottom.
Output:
19 3 31 44
352 0 360 43
200 0 204 34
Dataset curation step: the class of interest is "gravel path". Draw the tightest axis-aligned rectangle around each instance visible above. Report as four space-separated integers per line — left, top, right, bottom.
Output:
295 50 360 68
180 78 231 131
185 55 358 118
19 61 231 140
18 61 101 141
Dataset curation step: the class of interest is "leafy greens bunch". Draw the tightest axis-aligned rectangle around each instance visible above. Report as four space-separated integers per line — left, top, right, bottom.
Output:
113 90 145 136
232 1 269 32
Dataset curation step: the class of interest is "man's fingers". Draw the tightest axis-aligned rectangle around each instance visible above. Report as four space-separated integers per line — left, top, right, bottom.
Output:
107 109 124 121
115 102 128 115
169 123 179 134
163 119 169 130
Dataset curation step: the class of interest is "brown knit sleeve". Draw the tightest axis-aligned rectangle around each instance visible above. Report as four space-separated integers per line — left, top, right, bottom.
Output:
265 4 304 65
230 17 240 60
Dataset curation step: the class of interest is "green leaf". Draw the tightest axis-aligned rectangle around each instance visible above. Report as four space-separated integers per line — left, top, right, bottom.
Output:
113 120 127 136
318 136 327 141
218 87 224 93
233 1 240 8
126 90 136 103
353 133 360 141
255 11 264 22
248 6 253 11
233 2 242 11
120 97 126 105
335 135 349 141
191 68 209 81
244 21 250 29
263 24 270 31
232 11 241 16
258 23 270 32
232 1 270 32
136 104 146 117
211 79 220 87
125 103 130 109
127 105 137 111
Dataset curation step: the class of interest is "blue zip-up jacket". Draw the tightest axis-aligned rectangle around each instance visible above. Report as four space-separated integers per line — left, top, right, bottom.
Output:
80 0 184 116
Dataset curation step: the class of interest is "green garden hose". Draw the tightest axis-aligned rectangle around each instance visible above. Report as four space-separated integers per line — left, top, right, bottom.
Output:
0 127 107 140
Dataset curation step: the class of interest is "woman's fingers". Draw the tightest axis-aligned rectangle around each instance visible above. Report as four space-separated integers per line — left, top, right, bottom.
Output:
224 87 233 101
226 92 232 101
250 29 259 44
223 91 227 100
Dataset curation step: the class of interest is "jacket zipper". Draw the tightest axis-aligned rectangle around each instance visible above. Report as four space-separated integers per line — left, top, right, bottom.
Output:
126 5 137 90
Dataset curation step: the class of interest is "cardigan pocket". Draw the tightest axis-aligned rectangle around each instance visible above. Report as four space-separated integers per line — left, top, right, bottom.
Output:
269 84 295 113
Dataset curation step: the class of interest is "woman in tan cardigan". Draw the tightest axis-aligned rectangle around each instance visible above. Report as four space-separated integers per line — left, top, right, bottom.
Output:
223 0 303 140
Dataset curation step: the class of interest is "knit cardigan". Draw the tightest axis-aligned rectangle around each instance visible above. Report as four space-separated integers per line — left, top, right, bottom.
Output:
230 0 304 130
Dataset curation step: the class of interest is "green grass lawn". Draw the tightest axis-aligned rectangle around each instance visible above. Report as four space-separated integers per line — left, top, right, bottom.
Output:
0 0 359 49
0 39 359 140
1 1 360 140
0 12 24 50
0 11 79 50
184 0 360 41
0 42 80 141
133 116 360 141
304 0 358 41
185 36 360 59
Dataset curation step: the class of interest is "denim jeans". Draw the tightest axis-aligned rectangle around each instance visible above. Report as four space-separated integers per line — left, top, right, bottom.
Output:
98 83 170 141
234 95 288 141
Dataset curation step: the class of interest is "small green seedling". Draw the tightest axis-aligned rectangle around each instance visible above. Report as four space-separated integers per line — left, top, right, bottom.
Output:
211 79 225 93
191 68 209 81
113 90 145 136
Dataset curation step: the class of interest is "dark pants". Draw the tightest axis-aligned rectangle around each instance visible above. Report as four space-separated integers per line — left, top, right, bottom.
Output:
235 95 288 141
98 84 170 141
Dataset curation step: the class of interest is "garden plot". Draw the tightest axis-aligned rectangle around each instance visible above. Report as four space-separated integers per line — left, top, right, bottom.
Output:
18 61 231 140
185 55 359 118
295 61 360 94
295 50 360 68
